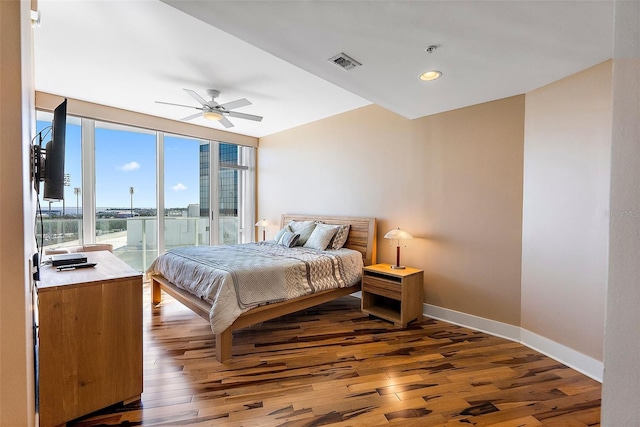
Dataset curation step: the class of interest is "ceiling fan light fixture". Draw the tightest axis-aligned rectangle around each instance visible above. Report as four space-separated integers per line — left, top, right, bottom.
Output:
419 70 442 81
203 110 223 121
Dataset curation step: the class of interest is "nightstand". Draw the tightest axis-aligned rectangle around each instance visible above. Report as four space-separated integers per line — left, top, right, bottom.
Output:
361 263 424 327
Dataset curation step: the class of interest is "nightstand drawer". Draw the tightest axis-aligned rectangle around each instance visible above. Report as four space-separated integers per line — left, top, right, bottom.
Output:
362 276 401 300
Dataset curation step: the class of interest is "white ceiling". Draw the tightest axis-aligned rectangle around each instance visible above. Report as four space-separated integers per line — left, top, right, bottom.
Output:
34 1 614 139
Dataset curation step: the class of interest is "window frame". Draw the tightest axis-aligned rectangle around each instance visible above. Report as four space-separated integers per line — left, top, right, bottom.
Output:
35 106 256 268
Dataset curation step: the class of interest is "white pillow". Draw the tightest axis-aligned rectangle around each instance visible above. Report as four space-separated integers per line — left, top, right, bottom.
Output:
288 220 316 246
303 223 340 250
277 231 300 247
273 225 291 243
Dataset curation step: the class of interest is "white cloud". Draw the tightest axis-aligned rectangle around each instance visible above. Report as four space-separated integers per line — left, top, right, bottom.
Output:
172 183 187 191
118 161 140 171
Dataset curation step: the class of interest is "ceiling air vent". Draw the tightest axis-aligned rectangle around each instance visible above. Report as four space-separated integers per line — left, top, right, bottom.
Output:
328 52 362 71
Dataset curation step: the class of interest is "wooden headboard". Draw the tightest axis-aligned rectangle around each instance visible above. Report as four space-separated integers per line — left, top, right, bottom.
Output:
281 214 377 266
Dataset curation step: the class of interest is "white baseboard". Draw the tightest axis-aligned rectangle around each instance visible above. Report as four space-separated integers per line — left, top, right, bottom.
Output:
520 329 603 382
423 303 603 382
423 303 521 342
349 294 602 382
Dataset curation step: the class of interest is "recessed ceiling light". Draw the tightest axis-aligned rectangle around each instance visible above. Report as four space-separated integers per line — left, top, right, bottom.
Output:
419 70 442 81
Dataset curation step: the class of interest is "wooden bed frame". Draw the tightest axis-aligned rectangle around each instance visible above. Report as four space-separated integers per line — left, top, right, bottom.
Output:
151 214 377 362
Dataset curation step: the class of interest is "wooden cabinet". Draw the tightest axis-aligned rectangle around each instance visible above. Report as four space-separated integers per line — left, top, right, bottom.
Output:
361 263 423 327
37 251 143 427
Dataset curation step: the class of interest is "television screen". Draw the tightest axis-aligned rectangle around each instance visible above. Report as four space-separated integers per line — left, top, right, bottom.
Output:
43 99 67 201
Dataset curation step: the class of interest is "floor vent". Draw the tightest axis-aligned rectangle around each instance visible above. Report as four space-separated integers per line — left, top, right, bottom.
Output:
328 52 362 71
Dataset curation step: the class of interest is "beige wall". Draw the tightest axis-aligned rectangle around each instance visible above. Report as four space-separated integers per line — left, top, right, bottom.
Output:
602 1 640 423
413 97 525 325
521 61 612 361
0 0 36 425
258 95 525 326
259 62 614 367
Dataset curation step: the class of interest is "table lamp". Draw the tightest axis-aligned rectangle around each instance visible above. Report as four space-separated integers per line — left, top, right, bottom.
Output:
384 227 413 269
255 219 270 241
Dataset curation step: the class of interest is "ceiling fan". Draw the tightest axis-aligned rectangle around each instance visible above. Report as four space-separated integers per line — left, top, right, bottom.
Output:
156 88 263 128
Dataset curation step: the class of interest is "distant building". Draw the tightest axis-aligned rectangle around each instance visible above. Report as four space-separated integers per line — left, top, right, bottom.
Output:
116 211 137 218
200 143 238 218
187 204 199 217
199 143 210 217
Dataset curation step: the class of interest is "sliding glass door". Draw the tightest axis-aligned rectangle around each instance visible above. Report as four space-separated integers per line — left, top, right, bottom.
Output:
218 143 254 245
163 135 210 249
95 122 157 271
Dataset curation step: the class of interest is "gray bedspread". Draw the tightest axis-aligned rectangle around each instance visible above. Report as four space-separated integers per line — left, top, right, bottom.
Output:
147 242 363 333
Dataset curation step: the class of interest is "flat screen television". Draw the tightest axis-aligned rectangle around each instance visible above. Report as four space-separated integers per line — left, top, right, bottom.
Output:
33 99 67 201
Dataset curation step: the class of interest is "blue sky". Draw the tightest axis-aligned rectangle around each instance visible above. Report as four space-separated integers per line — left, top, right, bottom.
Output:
37 120 202 210
164 135 202 209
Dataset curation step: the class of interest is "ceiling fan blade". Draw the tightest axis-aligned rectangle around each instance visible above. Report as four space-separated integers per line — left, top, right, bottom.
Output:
156 100 201 109
228 111 263 122
218 98 251 110
219 116 234 128
183 89 209 107
181 112 202 121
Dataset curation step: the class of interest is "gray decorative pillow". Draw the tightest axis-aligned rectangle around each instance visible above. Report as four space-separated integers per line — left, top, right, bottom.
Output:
303 223 340 250
288 220 316 246
328 224 350 250
273 225 291 243
277 231 300 248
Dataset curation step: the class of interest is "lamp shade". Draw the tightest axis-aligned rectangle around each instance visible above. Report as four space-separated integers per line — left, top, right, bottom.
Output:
255 219 270 227
384 228 413 240
384 227 413 269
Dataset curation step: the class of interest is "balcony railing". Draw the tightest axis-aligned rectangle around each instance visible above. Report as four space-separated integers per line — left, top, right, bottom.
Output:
37 217 83 248
38 216 239 272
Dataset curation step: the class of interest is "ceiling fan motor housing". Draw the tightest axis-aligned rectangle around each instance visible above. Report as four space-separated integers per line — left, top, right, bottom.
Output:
206 89 221 100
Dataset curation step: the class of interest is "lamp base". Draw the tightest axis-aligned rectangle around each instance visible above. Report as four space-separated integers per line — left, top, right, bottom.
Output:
391 265 406 269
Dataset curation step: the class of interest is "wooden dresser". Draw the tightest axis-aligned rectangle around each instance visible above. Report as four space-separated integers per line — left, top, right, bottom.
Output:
37 250 143 427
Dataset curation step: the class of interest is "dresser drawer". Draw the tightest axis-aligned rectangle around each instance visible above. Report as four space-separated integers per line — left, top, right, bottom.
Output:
362 276 401 300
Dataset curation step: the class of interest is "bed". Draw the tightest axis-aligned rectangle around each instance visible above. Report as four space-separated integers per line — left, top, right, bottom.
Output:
148 214 377 362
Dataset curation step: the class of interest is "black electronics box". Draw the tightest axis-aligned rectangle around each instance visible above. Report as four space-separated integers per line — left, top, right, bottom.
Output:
50 253 88 266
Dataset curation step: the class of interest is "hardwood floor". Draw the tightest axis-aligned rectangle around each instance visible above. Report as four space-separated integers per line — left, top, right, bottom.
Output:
69 285 601 426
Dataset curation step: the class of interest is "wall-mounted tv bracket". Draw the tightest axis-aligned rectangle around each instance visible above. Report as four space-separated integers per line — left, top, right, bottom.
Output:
31 134 45 193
